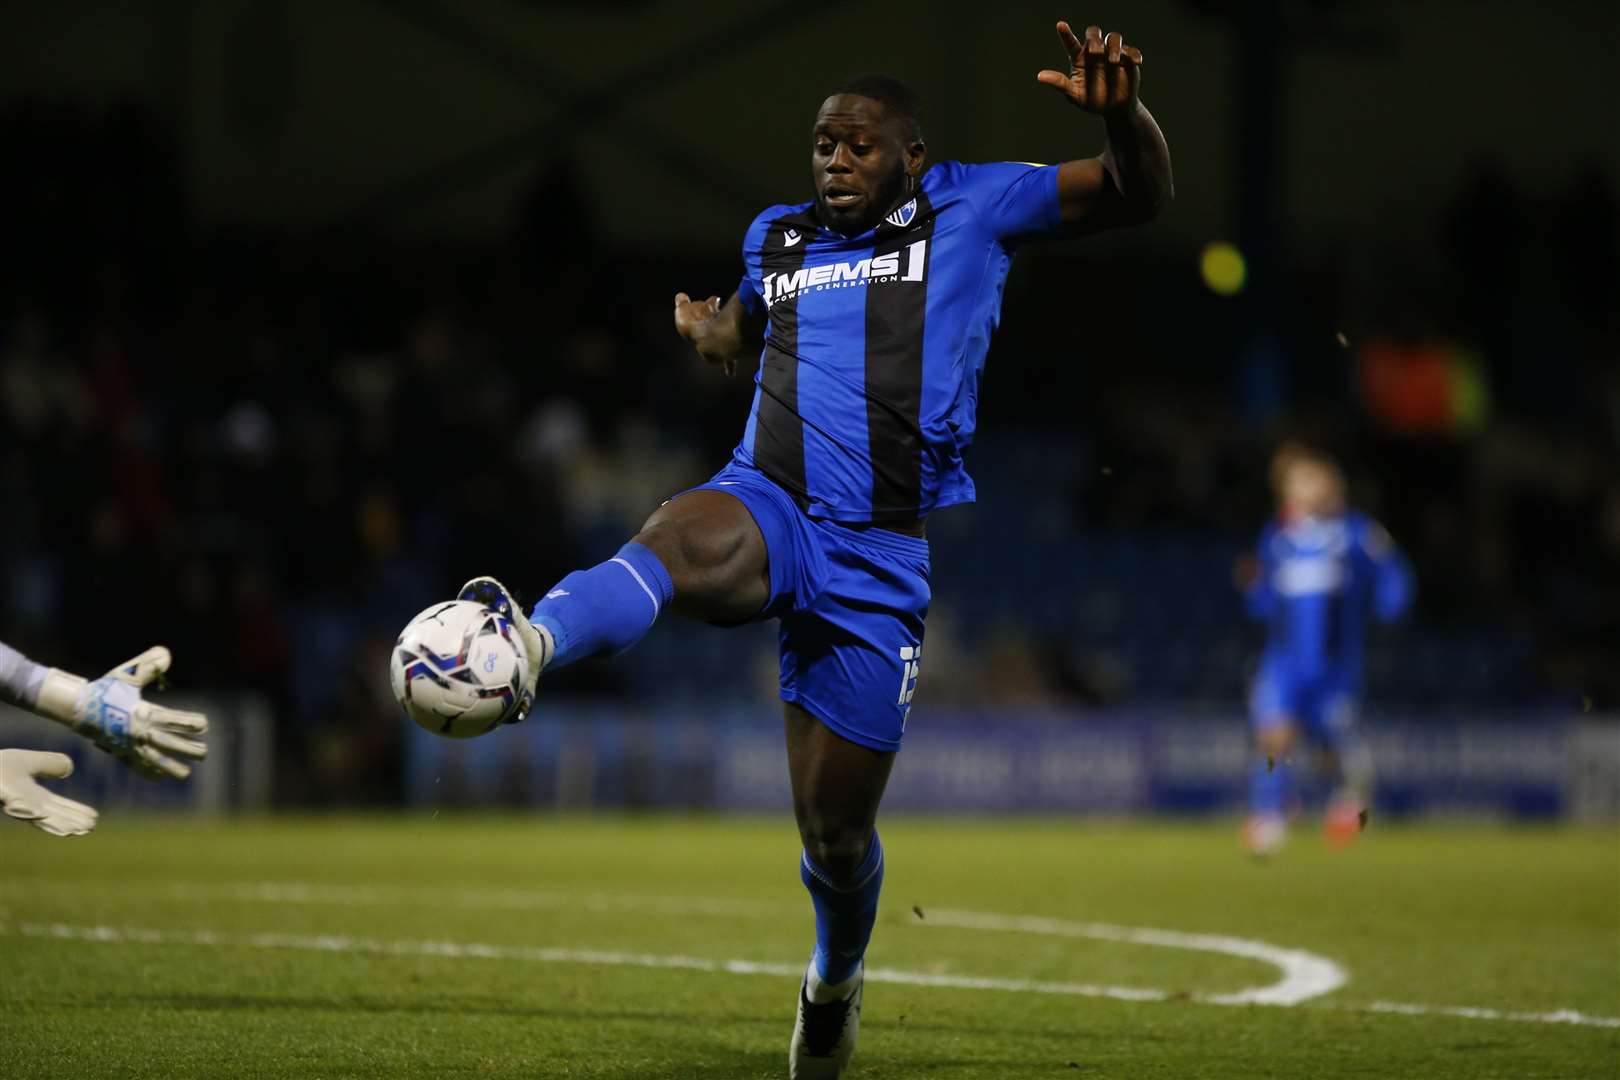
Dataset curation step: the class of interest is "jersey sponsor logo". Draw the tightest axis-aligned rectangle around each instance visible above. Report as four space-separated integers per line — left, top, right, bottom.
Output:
885 198 918 228
761 239 928 306
1276 517 1349 556
1274 556 1345 597
783 228 802 247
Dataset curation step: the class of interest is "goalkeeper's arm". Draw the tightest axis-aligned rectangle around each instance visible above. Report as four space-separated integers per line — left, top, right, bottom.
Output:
0 639 209 781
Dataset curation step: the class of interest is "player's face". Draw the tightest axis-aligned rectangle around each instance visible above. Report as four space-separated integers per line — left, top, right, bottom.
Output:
1281 460 1345 518
811 95 924 236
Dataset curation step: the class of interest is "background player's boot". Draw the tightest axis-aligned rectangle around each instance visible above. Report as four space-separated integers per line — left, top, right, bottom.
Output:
1242 813 1286 858
789 962 862 1079
1323 793 1364 850
456 576 550 723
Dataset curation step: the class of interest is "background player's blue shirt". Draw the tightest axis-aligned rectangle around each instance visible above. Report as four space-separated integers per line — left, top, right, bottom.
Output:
732 160 1062 523
1245 511 1415 681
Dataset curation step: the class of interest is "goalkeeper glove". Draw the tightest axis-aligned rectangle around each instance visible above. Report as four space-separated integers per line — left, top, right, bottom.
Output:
0 749 98 837
34 646 209 781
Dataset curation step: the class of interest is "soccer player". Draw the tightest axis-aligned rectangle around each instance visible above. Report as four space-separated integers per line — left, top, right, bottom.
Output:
1239 444 1414 857
457 22 1170 1077
0 640 209 836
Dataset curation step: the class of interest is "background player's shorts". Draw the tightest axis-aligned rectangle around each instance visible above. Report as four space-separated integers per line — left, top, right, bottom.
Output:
681 461 929 753
1250 656 1360 746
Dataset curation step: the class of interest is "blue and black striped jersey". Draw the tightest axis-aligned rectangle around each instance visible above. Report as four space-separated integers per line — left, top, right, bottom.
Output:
733 160 1062 523
1245 512 1415 678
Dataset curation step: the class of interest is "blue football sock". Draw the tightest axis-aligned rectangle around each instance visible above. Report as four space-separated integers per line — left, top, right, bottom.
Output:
1250 755 1291 817
800 830 884 988
529 542 674 670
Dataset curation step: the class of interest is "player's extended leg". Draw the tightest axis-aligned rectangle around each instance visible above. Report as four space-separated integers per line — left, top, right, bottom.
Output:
1246 722 1295 856
462 491 770 699
785 701 894 1079
1317 693 1371 849
1245 664 1297 857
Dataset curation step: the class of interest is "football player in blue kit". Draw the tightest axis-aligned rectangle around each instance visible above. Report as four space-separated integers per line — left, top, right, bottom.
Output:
1239 444 1414 857
455 21 1171 1077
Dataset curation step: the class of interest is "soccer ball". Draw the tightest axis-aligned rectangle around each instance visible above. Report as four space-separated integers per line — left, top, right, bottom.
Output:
390 600 530 739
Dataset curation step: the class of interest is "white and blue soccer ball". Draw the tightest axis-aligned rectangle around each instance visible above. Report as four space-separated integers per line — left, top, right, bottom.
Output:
389 600 529 739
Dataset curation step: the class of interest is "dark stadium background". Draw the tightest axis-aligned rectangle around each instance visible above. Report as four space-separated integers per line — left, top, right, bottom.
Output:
0 0 1615 814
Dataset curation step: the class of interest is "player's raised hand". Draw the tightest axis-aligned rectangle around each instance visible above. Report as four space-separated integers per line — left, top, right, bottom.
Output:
0 749 98 837
75 647 210 781
674 292 739 375
1037 21 1142 115
674 293 723 337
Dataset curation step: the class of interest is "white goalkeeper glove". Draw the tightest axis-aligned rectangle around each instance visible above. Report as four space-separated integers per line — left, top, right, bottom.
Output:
0 749 98 837
34 646 209 781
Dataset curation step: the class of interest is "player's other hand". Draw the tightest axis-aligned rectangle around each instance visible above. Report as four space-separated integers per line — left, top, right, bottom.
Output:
75 647 209 782
1037 21 1142 115
1233 553 1261 592
0 749 98 837
673 292 722 332
674 292 739 375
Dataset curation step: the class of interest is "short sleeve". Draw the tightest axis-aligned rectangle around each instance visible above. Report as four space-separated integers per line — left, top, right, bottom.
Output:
955 161 1063 243
737 273 764 317
735 211 774 317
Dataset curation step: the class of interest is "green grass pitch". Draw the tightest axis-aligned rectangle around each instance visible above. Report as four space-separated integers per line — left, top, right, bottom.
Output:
1 816 1615 1079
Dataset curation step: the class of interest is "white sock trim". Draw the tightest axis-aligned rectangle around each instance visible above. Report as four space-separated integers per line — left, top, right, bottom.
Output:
610 557 662 621
531 621 556 672
805 957 862 1003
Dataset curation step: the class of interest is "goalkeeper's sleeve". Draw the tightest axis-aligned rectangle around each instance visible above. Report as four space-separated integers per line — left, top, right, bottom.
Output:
0 639 50 709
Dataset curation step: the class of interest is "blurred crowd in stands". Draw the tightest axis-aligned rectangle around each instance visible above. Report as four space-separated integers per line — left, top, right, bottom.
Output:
1 102 1616 803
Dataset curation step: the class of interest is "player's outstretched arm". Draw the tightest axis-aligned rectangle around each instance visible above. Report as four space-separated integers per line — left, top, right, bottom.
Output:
12 644 210 781
1037 21 1174 233
673 291 765 377
1357 521 1416 623
0 750 98 837
1238 536 1279 621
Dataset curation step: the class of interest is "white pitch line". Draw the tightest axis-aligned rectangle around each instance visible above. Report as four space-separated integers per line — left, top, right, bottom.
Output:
2 922 1166 1005
1361 1000 1620 1029
7 921 1617 1030
163 881 775 920
138 881 1346 1005
918 909 1345 1006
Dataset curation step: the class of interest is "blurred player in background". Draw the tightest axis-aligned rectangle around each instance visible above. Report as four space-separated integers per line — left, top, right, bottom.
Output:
0 641 209 837
1238 443 1414 857
453 20 1170 1078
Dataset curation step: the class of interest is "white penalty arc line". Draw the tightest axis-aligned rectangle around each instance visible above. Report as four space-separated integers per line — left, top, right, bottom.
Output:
7 921 1617 1030
917 909 1345 1007
157 881 1342 1005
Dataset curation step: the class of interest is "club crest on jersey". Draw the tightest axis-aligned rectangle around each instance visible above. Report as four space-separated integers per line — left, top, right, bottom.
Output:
761 239 928 306
885 198 918 228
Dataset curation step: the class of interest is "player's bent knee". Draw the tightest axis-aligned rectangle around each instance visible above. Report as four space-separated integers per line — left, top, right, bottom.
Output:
800 824 873 883
637 498 745 573
633 495 767 620
1257 724 1296 757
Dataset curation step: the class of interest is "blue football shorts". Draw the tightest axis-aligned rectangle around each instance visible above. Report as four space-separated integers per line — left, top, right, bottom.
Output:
679 460 930 753
1250 656 1360 746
